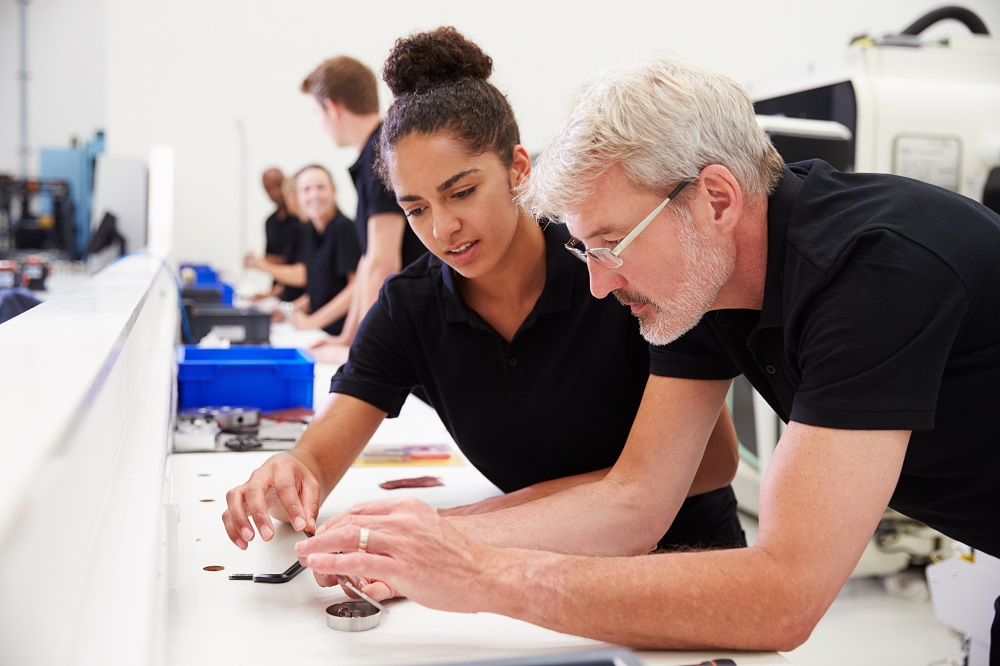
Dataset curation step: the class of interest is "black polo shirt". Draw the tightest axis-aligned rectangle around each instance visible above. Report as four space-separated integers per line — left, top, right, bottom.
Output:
301 211 361 335
651 160 1000 557
348 123 427 267
265 212 305 301
265 211 302 257
331 223 742 549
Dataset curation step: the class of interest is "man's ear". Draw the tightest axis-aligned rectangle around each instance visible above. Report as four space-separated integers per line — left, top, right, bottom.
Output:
697 164 744 235
322 98 341 121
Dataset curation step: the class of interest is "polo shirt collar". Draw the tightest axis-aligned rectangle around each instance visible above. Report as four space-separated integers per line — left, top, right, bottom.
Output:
534 221 578 316
440 261 465 322
758 166 805 329
349 122 382 179
439 221 576 326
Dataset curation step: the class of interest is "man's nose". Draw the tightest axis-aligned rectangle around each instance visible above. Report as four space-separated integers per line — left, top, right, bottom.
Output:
588 261 625 299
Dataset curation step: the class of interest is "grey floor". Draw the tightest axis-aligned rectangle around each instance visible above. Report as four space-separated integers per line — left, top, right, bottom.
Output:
737 512 966 666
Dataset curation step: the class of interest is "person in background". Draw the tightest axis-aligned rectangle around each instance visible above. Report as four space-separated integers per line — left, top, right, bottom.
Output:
281 172 303 220
245 165 361 334
290 51 1000 656
298 55 427 363
222 28 745 590
247 167 306 303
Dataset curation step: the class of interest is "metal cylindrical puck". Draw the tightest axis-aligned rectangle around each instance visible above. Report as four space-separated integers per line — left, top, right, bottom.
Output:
179 406 260 431
325 601 381 631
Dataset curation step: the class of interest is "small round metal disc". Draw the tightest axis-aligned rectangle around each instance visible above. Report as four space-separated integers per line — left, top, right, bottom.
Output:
325 601 381 631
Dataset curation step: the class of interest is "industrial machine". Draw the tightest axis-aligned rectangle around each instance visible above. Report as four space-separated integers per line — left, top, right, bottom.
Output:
0 176 75 259
38 131 105 259
0 132 106 262
748 6 1000 213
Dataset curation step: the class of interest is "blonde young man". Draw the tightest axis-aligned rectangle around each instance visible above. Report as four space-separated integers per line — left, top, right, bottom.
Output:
299 56 426 362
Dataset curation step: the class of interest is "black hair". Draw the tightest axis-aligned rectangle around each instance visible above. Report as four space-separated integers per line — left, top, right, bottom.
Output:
376 26 520 185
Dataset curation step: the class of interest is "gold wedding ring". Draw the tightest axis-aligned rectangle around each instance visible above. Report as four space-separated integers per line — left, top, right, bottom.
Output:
358 526 370 553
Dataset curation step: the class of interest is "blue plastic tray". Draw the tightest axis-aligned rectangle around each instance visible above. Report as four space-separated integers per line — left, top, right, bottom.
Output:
179 263 220 286
177 346 315 411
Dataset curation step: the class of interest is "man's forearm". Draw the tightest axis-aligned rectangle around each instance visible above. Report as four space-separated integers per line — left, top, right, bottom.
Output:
449 378 733 555
448 475 666 556
483 542 810 651
441 469 610 517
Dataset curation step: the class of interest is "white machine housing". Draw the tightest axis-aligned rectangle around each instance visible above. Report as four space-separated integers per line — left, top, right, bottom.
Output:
746 32 1000 208
926 552 1000 666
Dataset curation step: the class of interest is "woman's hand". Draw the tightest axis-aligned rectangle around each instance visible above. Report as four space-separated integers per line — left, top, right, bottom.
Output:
222 453 321 549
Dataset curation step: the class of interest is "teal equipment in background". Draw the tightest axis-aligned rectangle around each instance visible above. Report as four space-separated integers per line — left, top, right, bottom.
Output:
38 131 105 258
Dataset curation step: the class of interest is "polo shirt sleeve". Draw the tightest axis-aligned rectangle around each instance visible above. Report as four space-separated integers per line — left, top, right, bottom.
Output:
285 222 307 265
649 323 743 379
264 216 281 256
328 291 417 418
362 174 403 219
790 230 968 430
333 220 362 276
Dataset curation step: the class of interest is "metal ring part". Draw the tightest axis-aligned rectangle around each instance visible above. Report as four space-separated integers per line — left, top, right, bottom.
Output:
179 406 260 431
325 601 381 631
358 526 369 553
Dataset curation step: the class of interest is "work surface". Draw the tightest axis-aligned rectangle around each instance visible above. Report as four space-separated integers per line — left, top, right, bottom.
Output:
167 432 789 665
166 307 789 665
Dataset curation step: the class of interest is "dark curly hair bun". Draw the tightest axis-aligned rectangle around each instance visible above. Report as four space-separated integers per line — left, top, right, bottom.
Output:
383 26 493 96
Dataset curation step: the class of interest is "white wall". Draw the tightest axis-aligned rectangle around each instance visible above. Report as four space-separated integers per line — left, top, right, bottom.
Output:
6 0 1000 279
0 0 105 177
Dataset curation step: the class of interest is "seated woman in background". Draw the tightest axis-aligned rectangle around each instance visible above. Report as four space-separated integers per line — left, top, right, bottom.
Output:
223 27 745 599
245 164 361 334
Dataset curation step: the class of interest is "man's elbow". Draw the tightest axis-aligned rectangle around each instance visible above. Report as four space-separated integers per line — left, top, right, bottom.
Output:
761 609 821 652
742 552 832 651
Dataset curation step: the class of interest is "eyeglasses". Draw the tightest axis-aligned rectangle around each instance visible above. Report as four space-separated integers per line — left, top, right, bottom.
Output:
564 180 690 269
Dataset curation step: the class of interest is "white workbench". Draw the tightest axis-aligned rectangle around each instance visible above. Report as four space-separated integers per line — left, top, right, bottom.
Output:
0 261 789 666
166 435 788 666
170 306 789 666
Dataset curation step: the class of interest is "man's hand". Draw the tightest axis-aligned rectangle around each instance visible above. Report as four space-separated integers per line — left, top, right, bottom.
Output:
309 567 403 603
295 498 491 611
222 452 321 549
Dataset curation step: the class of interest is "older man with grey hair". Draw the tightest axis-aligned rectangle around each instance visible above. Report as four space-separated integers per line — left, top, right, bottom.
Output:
294 53 1000 657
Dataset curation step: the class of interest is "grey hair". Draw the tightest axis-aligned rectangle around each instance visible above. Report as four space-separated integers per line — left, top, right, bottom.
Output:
519 53 783 220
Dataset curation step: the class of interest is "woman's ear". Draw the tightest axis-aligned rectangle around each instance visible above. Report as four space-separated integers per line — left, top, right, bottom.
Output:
510 145 532 187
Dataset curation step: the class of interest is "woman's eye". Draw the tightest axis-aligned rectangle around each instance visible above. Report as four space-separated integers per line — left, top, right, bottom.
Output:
405 206 426 219
453 187 476 200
